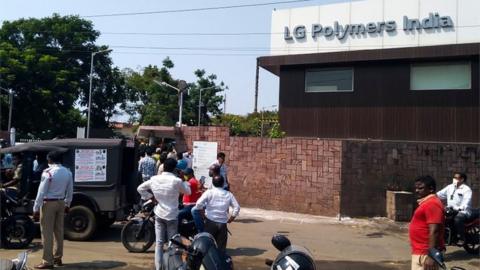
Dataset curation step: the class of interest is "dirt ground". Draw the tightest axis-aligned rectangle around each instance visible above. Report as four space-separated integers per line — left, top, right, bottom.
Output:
1 208 478 270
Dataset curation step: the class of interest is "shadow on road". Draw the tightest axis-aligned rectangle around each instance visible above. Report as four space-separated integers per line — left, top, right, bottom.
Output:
227 247 267 256
444 249 480 268
235 218 263 224
90 224 123 243
60 261 127 269
234 257 410 270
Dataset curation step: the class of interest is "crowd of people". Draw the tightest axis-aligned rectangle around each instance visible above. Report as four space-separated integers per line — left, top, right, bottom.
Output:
136 145 239 270
1 140 478 270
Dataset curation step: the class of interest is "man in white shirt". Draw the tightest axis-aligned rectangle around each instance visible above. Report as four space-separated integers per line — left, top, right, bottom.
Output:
209 152 229 190
137 158 191 270
437 172 473 245
193 175 240 253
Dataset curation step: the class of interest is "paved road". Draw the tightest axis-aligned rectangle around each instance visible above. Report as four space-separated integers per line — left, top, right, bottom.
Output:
1 208 478 270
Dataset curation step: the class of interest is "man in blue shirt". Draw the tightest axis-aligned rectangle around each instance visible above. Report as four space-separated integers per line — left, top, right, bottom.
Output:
33 151 73 269
176 152 188 171
138 147 157 182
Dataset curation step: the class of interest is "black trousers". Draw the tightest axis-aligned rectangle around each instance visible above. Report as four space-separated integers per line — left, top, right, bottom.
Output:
205 218 228 253
454 212 470 240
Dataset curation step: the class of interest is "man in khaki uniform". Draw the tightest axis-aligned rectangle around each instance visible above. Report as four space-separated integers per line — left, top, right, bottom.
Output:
33 151 73 269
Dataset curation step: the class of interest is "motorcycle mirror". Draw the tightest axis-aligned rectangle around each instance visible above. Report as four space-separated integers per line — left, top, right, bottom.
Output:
271 234 291 251
427 248 446 270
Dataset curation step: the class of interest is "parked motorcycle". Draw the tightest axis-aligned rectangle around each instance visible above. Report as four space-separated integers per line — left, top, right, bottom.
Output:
0 251 29 270
121 199 196 253
444 207 479 254
0 189 34 249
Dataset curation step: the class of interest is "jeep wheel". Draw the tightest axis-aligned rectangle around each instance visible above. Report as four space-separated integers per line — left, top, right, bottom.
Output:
65 205 97 241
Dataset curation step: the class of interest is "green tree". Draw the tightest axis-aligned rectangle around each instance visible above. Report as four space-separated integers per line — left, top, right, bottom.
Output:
124 58 226 126
212 110 285 138
0 14 127 139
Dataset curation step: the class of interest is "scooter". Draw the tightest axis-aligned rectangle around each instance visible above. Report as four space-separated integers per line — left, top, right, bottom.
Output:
0 189 34 249
121 199 196 253
164 233 316 270
0 251 29 270
164 232 233 270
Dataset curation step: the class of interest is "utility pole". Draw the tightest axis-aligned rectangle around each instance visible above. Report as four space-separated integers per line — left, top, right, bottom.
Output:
254 58 259 113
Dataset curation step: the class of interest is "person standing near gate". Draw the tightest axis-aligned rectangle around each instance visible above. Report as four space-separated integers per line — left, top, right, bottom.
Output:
137 158 191 270
33 151 73 269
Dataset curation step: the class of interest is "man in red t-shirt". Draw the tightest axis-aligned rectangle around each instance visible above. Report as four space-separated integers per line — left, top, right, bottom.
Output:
178 168 203 222
409 175 445 270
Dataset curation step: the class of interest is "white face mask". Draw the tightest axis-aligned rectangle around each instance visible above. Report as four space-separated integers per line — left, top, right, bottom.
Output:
452 178 459 186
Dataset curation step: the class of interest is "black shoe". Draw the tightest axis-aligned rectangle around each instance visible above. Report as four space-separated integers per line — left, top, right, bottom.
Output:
53 258 63 266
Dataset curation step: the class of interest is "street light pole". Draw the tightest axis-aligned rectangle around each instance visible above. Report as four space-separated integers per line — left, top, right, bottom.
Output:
87 48 112 138
153 80 187 127
198 89 202 126
196 86 214 127
8 89 13 133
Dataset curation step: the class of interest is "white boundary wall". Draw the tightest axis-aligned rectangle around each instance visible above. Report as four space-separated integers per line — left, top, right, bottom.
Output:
270 0 480 55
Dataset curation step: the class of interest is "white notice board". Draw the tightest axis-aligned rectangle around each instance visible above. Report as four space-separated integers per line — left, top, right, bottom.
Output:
192 141 217 188
74 149 107 182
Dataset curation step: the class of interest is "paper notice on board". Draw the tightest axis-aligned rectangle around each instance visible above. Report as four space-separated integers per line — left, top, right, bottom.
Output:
192 141 217 189
74 149 107 182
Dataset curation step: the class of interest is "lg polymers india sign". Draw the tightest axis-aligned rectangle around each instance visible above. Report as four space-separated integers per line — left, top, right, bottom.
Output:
270 0 480 55
284 13 453 41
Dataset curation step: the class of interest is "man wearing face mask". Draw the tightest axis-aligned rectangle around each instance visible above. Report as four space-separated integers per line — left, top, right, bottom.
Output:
437 172 472 246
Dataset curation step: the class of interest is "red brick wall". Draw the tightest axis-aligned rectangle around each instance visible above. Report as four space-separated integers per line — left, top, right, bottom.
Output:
178 127 342 216
341 140 480 217
177 127 479 217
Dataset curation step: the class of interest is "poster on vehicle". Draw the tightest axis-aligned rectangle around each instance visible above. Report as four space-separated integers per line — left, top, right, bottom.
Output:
192 141 217 189
74 149 107 182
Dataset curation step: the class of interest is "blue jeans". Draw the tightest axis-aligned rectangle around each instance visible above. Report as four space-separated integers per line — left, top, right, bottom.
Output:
191 208 205 233
178 205 194 222
155 216 177 270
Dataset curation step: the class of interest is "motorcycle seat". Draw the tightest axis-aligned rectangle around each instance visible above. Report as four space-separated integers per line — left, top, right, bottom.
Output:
465 218 479 227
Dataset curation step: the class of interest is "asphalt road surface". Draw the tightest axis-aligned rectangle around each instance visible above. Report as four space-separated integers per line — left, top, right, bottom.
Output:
1 208 478 270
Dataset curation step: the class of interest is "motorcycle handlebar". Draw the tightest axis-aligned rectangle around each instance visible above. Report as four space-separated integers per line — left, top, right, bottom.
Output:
169 238 191 252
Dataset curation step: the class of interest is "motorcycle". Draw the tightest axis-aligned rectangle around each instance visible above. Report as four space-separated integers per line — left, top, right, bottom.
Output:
0 251 29 270
121 199 197 253
0 189 34 249
164 233 316 270
444 207 480 254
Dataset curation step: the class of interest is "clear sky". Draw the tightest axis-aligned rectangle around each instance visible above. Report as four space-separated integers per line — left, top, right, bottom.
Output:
0 0 344 119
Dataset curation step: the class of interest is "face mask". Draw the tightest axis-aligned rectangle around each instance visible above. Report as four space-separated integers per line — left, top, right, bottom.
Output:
452 178 458 186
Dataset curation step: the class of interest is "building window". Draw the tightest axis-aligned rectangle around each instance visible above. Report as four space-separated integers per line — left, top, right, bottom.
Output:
410 61 471 90
305 67 354 93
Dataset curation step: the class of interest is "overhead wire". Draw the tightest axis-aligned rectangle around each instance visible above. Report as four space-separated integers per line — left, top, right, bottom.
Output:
83 0 314 18
3 23 479 37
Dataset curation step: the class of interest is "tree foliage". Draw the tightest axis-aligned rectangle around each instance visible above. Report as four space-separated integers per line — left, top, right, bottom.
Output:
212 111 285 138
123 58 226 126
0 14 127 139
